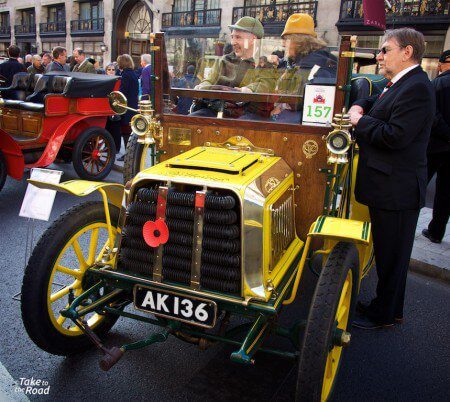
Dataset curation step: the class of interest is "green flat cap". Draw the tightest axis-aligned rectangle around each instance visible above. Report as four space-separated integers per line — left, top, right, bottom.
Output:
228 16 264 39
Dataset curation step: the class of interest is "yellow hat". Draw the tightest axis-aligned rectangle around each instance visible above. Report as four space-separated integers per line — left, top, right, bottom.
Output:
281 13 317 38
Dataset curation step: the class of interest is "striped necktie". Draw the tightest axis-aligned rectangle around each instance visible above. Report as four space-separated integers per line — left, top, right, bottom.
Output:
379 81 393 99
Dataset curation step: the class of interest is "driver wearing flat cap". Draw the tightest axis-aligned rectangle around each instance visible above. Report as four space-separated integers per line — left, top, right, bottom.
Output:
191 17 269 117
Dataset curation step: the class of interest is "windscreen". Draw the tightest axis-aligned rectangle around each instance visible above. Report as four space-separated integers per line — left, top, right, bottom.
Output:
164 34 338 124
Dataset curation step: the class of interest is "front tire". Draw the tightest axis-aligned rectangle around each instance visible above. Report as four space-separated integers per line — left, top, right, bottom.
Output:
21 201 120 355
296 242 359 402
72 127 116 181
123 133 154 184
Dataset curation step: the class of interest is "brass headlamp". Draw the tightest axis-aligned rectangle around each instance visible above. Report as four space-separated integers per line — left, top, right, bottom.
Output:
324 111 353 164
108 92 163 147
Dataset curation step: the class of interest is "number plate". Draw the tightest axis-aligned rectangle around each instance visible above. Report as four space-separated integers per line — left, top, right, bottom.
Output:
134 286 217 328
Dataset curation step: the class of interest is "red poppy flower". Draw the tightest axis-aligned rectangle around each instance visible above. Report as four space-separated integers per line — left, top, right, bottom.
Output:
142 219 169 247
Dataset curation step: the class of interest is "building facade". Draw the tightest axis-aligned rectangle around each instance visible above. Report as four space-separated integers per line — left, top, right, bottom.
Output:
0 0 448 75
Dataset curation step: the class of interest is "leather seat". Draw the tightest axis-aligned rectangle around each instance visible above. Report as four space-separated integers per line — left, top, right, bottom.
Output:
19 75 71 112
0 73 32 101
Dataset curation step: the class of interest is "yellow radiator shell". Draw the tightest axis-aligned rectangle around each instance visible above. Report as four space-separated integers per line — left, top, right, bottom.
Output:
132 146 303 302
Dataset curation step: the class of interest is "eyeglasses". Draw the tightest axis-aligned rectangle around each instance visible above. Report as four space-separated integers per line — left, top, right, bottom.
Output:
378 46 403 54
106 68 115 71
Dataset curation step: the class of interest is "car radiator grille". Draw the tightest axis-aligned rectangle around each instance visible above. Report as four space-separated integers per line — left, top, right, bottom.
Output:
117 185 241 295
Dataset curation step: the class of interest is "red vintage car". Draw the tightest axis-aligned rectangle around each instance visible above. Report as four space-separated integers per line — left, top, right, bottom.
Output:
0 71 121 192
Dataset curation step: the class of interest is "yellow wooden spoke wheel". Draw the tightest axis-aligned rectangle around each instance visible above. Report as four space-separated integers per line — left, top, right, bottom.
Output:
21 201 121 356
296 242 359 402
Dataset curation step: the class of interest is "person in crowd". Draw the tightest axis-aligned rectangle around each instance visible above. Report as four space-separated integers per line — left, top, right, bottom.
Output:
105 63 117 76
27 54 45 74
174 64 200 115
268 54 280 68
270 13 337 123
17 57 24 65
72 48 96 73
84 57 104 74
115 54 139 160
348 28 435 329
0 45 26 86
24 54 32 69
67 55 77 71
41 53 52 69
257 56 271 69
421 49 450 244
47 47 68 72
140 54 152 100
192 16 266 117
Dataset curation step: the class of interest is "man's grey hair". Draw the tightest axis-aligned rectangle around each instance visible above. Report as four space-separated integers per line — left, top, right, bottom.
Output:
383 28 426 63
25 54 32 62
141 54 151 65
32 54 41 62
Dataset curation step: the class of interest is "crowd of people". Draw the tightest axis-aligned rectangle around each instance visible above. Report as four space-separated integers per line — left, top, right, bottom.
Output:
0 44 156 160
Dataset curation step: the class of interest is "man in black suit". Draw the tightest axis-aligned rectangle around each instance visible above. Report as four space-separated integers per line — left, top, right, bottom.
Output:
348 28 436 329
0 45 26 86
422 49 450 244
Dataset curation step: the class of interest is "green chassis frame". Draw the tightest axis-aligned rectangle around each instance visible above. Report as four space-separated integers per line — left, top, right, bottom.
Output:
61 250 304 366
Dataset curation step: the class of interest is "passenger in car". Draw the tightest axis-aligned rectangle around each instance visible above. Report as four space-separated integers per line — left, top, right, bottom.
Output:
271 13 337 123
190 16 268 118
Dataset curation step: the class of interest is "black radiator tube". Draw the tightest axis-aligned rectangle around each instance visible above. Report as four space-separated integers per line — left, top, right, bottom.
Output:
136 188 236 210
163 243 192 260
120 247 154 264
202 250 240 267
201 263 241 281
200 276 240 293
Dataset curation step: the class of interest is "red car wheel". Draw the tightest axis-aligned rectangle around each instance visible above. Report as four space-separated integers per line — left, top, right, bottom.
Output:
72 127 116 181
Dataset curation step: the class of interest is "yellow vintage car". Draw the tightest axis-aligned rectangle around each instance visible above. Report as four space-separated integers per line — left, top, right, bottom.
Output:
21 33 380 401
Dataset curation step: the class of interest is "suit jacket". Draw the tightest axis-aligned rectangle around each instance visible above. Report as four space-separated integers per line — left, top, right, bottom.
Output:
353 66 435 211
47 61 69 72
140 64 152 98
0 58 26 86
73 60 96 74
429 69 450 154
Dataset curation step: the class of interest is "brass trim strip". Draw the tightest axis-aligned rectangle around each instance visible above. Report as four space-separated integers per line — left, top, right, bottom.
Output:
191 189 206 290
153 185 168 282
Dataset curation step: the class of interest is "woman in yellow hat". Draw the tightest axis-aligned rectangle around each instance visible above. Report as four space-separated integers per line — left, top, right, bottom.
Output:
272 13 337 123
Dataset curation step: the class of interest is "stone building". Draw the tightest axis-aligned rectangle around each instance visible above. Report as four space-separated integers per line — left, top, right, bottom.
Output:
0 0 448 77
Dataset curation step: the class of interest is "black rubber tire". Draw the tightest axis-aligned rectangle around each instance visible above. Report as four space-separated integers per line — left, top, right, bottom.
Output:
296 242 359 402
21 201 121 356
123 133 154 184
0 150 6 192
72 126 116 181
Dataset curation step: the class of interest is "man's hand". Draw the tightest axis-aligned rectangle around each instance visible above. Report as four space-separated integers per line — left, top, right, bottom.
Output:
349 105 364 126
234 86 253 93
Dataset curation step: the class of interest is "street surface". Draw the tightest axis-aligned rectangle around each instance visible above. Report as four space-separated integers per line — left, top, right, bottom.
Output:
0 164 448 401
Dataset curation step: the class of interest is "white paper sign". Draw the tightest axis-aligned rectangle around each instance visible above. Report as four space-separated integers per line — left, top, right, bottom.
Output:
302 85 336 126
19 168 63 221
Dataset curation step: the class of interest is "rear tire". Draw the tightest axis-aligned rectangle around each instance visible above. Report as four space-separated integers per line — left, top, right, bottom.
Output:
296 242 359 402
21 202 121 355
72 127 116 181
0 150 6 192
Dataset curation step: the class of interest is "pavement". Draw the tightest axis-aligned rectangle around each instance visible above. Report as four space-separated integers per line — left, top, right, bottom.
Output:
410 207 450 283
